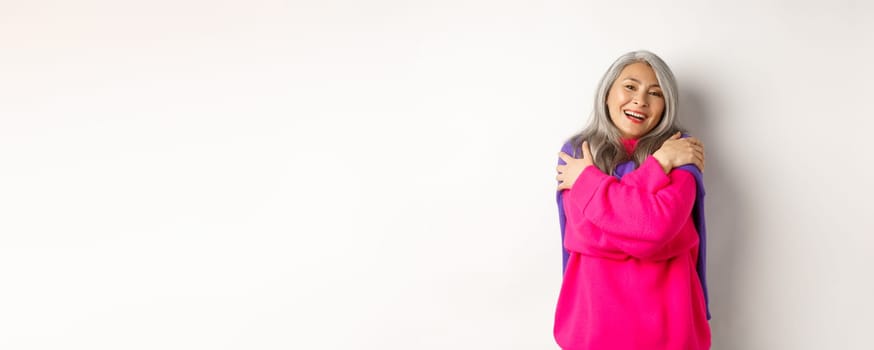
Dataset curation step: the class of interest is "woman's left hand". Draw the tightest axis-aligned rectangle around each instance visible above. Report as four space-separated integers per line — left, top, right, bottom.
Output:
557 141 594 191
653 132 705 173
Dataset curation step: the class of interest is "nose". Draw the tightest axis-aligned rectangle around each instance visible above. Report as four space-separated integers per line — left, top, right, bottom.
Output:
632 91 648 107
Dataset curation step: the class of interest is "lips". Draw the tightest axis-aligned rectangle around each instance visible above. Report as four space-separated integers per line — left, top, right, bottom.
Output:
623 110 647 124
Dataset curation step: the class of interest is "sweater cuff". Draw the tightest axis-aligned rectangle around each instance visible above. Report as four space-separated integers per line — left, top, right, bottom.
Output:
565 165 609 213
622 155 672 191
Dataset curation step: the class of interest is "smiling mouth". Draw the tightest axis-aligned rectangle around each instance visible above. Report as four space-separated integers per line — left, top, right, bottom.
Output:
623 110 647 123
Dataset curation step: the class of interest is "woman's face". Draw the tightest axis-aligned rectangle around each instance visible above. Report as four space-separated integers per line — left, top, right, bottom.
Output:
606 62 665 139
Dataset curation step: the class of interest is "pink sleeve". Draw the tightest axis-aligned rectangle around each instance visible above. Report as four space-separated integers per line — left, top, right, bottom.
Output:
562 155 697 259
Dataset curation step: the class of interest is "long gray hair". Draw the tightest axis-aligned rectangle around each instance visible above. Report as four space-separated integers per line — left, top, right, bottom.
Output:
568 50 685 174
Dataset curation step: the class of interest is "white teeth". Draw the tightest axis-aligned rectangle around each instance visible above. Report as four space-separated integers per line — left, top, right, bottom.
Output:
624 110 646 119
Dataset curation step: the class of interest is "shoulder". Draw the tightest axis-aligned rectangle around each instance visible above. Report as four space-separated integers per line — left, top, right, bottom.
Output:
675 133 704 177
560 140 574 154
557 140 575 166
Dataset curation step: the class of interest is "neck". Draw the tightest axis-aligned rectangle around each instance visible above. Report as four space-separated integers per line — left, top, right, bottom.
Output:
621 138 638 155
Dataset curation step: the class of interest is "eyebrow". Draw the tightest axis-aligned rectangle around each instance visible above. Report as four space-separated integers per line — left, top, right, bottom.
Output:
622 77 661 89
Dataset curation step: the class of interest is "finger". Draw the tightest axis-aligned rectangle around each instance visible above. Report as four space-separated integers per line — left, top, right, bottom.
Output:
681 138 699 149
670 131 682 140
694 151 704 165
558 152 572 162
684 155 700 171
685 139 702 149
681 152 701 169
581 141 593 160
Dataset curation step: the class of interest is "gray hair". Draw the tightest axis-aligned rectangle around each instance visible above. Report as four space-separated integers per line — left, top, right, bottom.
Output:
569 50 685 174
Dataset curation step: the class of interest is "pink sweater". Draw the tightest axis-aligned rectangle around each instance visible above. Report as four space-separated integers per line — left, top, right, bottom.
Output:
554 155 711 349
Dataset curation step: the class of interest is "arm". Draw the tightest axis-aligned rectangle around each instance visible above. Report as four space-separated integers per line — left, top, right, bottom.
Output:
556 141 575 272
562 156 698 258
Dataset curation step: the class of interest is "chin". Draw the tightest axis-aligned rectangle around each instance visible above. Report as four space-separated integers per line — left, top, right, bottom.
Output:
619 130 644 139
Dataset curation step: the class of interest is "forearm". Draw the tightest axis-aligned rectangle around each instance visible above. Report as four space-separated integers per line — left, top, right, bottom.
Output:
563 156 698 246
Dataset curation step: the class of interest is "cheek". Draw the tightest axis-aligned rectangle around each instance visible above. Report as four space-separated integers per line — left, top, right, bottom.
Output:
606 90 627 110
653 102 666 120
650 110 665 128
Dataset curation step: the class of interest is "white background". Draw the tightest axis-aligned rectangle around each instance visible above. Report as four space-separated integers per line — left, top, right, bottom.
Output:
1 0 872 349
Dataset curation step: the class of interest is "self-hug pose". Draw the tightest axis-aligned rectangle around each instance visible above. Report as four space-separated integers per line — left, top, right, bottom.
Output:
554 50 711 350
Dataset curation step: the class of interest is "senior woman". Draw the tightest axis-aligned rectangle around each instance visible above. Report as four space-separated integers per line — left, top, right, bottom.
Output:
554 50 711 350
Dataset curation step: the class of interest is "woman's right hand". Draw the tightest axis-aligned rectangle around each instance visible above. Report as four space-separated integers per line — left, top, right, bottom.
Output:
556 141 595 191
653 132 705 173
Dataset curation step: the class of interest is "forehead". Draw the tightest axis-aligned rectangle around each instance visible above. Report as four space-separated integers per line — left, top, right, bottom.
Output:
617 62 660 86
